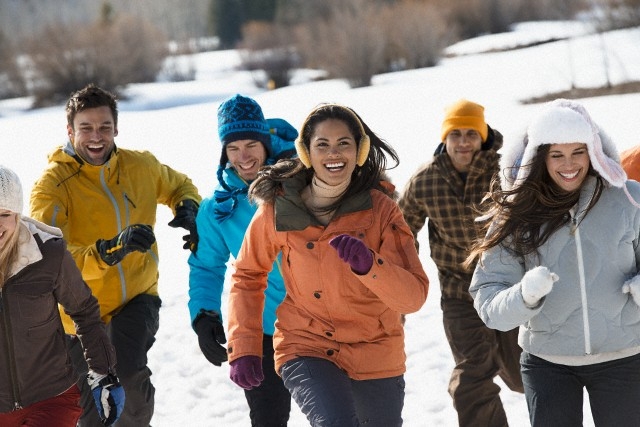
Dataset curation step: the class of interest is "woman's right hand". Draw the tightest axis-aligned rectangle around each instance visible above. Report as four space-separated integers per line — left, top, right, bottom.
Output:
521 266 559 307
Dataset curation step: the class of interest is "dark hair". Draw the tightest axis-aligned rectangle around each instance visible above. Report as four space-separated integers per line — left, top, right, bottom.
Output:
66 83 118 128
466 144 604 265
250 105 399 209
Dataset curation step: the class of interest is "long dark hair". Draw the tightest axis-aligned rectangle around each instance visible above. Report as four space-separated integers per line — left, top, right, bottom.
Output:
466 144 604 265
250 104 399 207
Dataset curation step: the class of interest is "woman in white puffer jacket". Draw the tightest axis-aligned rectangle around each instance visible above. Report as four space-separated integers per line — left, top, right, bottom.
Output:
468 99 640 427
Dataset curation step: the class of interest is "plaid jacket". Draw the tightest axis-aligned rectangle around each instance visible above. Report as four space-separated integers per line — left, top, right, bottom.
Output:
399 131 502 300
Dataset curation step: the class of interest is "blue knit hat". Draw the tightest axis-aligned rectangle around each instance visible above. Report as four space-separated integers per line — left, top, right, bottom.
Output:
217 94 271 167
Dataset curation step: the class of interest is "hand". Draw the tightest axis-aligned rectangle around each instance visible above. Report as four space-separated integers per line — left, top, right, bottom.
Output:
329 234 373 275
229 355 264 390
96 224 155 266
622 275 640 307
193 310 228 366
168 199 199 253
521 266 559 307
87 371 125 426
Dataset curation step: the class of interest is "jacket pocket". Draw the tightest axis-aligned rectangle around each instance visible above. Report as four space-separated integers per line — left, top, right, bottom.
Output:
14 280 57 324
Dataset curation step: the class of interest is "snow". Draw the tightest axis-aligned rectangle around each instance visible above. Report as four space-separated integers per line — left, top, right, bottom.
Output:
2 20 640 427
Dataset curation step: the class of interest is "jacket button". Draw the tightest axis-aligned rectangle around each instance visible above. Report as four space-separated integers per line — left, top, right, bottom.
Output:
306 242 314 249
325 331 333 337
313 292 321 299
377 258 383 265
326 349 334 356
228 347 233 354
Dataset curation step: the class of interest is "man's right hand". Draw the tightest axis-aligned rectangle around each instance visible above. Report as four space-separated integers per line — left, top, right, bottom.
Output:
194 310 228 366
96 224 156 266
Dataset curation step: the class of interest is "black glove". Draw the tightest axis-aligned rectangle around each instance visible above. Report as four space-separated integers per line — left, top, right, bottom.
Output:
168 199 199 253
96 224 156 266
193 309 228 366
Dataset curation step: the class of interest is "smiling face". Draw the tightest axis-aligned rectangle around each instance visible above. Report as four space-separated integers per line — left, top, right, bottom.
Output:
308 118 358 186
225 139 267 181
444 128 483 173
67 106 117 166
0 209 18 248
545 142 590 192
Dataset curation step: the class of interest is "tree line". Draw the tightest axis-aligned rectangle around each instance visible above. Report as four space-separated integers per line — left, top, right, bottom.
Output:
1 0 637 106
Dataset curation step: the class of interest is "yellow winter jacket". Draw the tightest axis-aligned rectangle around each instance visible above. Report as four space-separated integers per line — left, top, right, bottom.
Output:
30 144 201 333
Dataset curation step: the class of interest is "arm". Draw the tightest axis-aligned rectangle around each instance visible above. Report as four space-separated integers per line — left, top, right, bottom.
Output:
227 204 276 362
55 244 116 374
398 171 429 251
469 246 543 331
30 172 109 281
153 159 201 209
187 198 230 324
355 202 429 314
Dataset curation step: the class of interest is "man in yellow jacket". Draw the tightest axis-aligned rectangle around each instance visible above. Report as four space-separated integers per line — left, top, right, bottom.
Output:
30 84 201 427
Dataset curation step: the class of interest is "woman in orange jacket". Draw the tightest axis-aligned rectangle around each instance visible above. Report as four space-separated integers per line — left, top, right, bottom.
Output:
226 104 429 427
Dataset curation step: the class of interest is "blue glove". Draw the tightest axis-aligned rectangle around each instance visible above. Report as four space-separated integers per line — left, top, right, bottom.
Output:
88 371 125 426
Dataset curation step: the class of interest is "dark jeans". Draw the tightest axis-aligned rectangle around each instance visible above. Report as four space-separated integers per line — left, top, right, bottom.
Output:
280 357 405 427
244 334 291 427
521 351 640 427
69 293 161 427
442 297 523 427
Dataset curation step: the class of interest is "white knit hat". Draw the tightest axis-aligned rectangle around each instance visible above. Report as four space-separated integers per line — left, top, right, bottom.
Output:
500 98 626 191
0 165 23 214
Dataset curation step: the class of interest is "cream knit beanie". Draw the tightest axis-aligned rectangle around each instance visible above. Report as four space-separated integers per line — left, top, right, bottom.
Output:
0 165 23 214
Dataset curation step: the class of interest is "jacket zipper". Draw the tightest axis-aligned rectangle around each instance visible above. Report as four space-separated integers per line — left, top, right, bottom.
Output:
0 287 24 410
99 167 128 306
570 209 591 354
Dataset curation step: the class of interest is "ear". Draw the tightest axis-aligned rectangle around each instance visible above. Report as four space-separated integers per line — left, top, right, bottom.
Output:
114 127 118 137
66 124 74 140
294 138 311 168
356 135 370 167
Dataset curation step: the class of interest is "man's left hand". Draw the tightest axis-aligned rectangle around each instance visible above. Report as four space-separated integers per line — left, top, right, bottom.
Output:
168 199 199 253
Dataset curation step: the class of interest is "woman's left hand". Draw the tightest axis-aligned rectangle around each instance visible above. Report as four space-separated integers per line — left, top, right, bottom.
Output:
622 275 640 307
329 234 373 275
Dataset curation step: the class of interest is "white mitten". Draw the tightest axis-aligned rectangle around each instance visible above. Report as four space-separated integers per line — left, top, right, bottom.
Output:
521 266 559 307
622 275 640 307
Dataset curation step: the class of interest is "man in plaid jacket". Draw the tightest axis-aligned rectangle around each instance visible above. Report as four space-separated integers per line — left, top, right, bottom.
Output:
398 99 523 427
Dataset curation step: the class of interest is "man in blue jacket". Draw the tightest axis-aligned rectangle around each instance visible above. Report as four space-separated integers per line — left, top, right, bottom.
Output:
188 94 296 426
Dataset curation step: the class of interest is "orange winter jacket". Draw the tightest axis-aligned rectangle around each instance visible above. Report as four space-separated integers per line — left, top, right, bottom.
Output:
227 187 429 380
621 144 640 182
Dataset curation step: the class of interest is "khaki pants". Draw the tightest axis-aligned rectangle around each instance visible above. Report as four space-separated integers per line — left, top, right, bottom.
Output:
442 297 523 427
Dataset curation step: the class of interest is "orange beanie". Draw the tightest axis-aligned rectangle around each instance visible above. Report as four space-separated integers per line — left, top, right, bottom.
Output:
440 99 488 142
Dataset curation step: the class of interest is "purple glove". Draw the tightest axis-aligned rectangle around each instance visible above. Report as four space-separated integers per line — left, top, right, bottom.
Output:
329 234 373 275
229 356 264 390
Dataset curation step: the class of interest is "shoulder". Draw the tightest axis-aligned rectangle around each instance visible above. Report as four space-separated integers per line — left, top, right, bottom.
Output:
117 148 160 164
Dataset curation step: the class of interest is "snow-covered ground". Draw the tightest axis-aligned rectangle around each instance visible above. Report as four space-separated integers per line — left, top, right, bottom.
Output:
2 20 640 426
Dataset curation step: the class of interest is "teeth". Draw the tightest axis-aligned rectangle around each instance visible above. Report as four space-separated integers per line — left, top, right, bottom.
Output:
326 162 344 169
560 171 579 179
